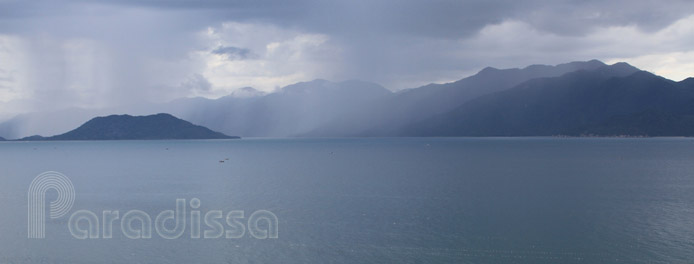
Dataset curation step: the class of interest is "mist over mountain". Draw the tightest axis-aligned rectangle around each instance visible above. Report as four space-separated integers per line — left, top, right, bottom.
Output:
0 79 390 139
230 87 267 98
1 60 693 138
160 79 392 137
307 60 609 136
0 108 113 140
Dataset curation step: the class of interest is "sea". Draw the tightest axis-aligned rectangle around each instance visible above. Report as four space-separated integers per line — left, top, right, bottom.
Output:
1 138 694 263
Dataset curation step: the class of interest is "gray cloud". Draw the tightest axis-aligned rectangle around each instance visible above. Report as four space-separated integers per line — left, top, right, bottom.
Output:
211 46 254 60
0 0 693 114
33 0 691 38
181 73 212 93
3 1 692 39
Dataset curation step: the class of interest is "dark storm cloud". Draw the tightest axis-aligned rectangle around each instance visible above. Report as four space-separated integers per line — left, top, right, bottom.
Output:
3 0 692 38
24 0 691 37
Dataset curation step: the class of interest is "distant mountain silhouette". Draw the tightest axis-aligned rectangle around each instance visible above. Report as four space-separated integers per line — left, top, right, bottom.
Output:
0 79 391 139
19 113 237 140
160 79 392 137
3 60 694 138
230 87 266 98
404 63 694 136
0 108 101 140
308 60 609 136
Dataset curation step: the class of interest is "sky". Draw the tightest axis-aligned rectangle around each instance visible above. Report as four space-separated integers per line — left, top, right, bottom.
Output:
1 0 694 116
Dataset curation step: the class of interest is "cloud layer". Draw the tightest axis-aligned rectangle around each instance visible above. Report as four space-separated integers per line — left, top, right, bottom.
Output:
0 0 693 116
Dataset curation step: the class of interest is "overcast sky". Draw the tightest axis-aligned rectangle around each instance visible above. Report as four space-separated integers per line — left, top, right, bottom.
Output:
1 0 694 115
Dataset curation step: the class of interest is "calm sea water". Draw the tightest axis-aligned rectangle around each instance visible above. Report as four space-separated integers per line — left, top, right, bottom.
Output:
2 138 694 263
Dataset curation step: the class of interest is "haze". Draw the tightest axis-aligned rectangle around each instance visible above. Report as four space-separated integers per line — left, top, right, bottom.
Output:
1 0 694 130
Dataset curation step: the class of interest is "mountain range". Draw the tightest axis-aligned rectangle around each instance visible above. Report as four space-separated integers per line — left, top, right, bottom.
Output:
2 59 694 138
405 63 694 136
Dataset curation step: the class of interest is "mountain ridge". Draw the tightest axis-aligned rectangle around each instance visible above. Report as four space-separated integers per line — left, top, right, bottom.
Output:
18 113 238 140
404 64 694 137
305 60 612 136
2 60 693 138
